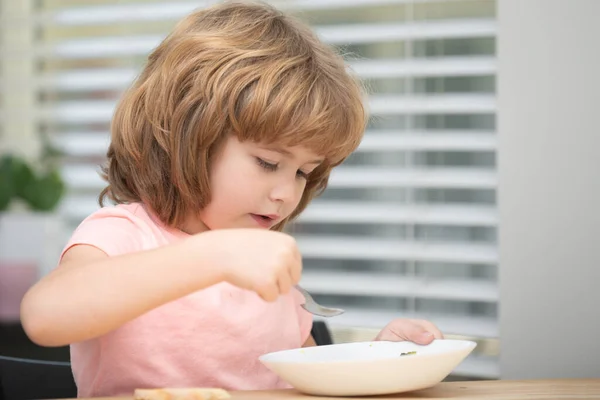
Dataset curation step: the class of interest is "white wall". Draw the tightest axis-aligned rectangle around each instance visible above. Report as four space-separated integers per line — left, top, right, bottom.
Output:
498 0 600 379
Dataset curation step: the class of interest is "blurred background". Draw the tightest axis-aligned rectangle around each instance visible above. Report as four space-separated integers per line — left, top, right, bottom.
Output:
1 0 598 383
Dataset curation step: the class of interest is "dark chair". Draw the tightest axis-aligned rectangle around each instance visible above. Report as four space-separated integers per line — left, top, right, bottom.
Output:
311 320 333 346
0 355 77 400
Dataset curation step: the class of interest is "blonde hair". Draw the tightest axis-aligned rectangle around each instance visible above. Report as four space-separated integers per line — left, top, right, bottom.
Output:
100 0 367 230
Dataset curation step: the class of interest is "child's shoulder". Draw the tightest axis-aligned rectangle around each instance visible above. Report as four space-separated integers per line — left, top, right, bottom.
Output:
66 202 180 256
84 202 149 222
80 202 155 231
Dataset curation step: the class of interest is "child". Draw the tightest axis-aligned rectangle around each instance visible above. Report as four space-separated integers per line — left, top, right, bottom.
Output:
21 1 442 397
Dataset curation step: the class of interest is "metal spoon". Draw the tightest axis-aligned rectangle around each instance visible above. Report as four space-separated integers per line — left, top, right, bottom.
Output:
295 284 345 318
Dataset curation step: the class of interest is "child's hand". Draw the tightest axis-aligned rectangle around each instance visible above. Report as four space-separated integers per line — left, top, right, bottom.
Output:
374 319 443 345
191 229 302 302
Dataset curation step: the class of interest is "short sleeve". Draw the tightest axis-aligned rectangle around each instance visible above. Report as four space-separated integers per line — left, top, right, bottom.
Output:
60 207 148 260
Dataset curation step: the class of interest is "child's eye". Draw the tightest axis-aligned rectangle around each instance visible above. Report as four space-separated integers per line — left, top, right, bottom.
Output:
296 170 309 179
256 157 278 171
256 157 309 179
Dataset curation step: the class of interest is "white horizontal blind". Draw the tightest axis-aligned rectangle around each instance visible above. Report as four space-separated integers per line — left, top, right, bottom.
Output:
24 0 498 379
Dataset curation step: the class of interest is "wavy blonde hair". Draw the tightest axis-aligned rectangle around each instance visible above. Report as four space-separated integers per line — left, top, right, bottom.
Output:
100 0 367 230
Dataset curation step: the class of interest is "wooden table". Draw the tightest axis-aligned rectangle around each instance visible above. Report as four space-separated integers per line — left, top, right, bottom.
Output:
81 379 600 399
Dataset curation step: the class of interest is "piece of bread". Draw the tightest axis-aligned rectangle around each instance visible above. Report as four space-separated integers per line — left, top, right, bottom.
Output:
134 388 231 400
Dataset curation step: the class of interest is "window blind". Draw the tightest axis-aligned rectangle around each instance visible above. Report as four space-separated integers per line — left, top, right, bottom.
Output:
3 0 498 379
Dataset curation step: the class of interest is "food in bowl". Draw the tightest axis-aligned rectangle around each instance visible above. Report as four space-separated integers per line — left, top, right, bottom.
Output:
400 351 417 356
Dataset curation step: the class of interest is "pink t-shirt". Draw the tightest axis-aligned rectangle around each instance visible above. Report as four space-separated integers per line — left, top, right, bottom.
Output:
60 203 313 398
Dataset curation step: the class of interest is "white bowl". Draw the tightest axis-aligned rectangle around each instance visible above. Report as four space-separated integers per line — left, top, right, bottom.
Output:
259 339 476 397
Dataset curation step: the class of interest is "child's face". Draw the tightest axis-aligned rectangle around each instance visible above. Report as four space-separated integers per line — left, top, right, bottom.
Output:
196 135 323 231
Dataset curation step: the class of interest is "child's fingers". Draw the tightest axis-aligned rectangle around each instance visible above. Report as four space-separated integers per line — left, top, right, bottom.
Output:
395 322 435 345
375 319 439 345
412 319 444 339
277 271 292 295
257 281 279 302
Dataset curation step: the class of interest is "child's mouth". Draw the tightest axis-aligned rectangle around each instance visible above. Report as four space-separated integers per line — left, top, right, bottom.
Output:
250 214 275 227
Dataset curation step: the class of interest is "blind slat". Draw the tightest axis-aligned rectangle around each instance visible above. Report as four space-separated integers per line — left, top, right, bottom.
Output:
329 167 496 189
59 164 496 191
302 271 498 302
351 57 496 79
37 68 137 91
53 132 111 157
369 95 496 114
318 20 495 44
38 0 441 26
34 20 495 59
52 131 496 157
39 95 496 124
301 202 497 226
358 132 496 152
296 236 498 264
35 57 496 91
58 195 497 227
316 309 498 338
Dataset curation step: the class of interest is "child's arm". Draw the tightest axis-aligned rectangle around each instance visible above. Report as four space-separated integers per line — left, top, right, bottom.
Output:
302 335 317 347
20 229 302 347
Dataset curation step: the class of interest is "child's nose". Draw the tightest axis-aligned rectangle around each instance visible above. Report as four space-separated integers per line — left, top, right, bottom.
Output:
268 178 299 204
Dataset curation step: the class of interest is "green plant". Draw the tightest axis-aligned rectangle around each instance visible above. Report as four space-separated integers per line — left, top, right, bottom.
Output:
0 152 65 212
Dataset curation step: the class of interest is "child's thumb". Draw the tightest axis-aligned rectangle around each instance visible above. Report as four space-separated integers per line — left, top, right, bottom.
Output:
413 329 435 345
